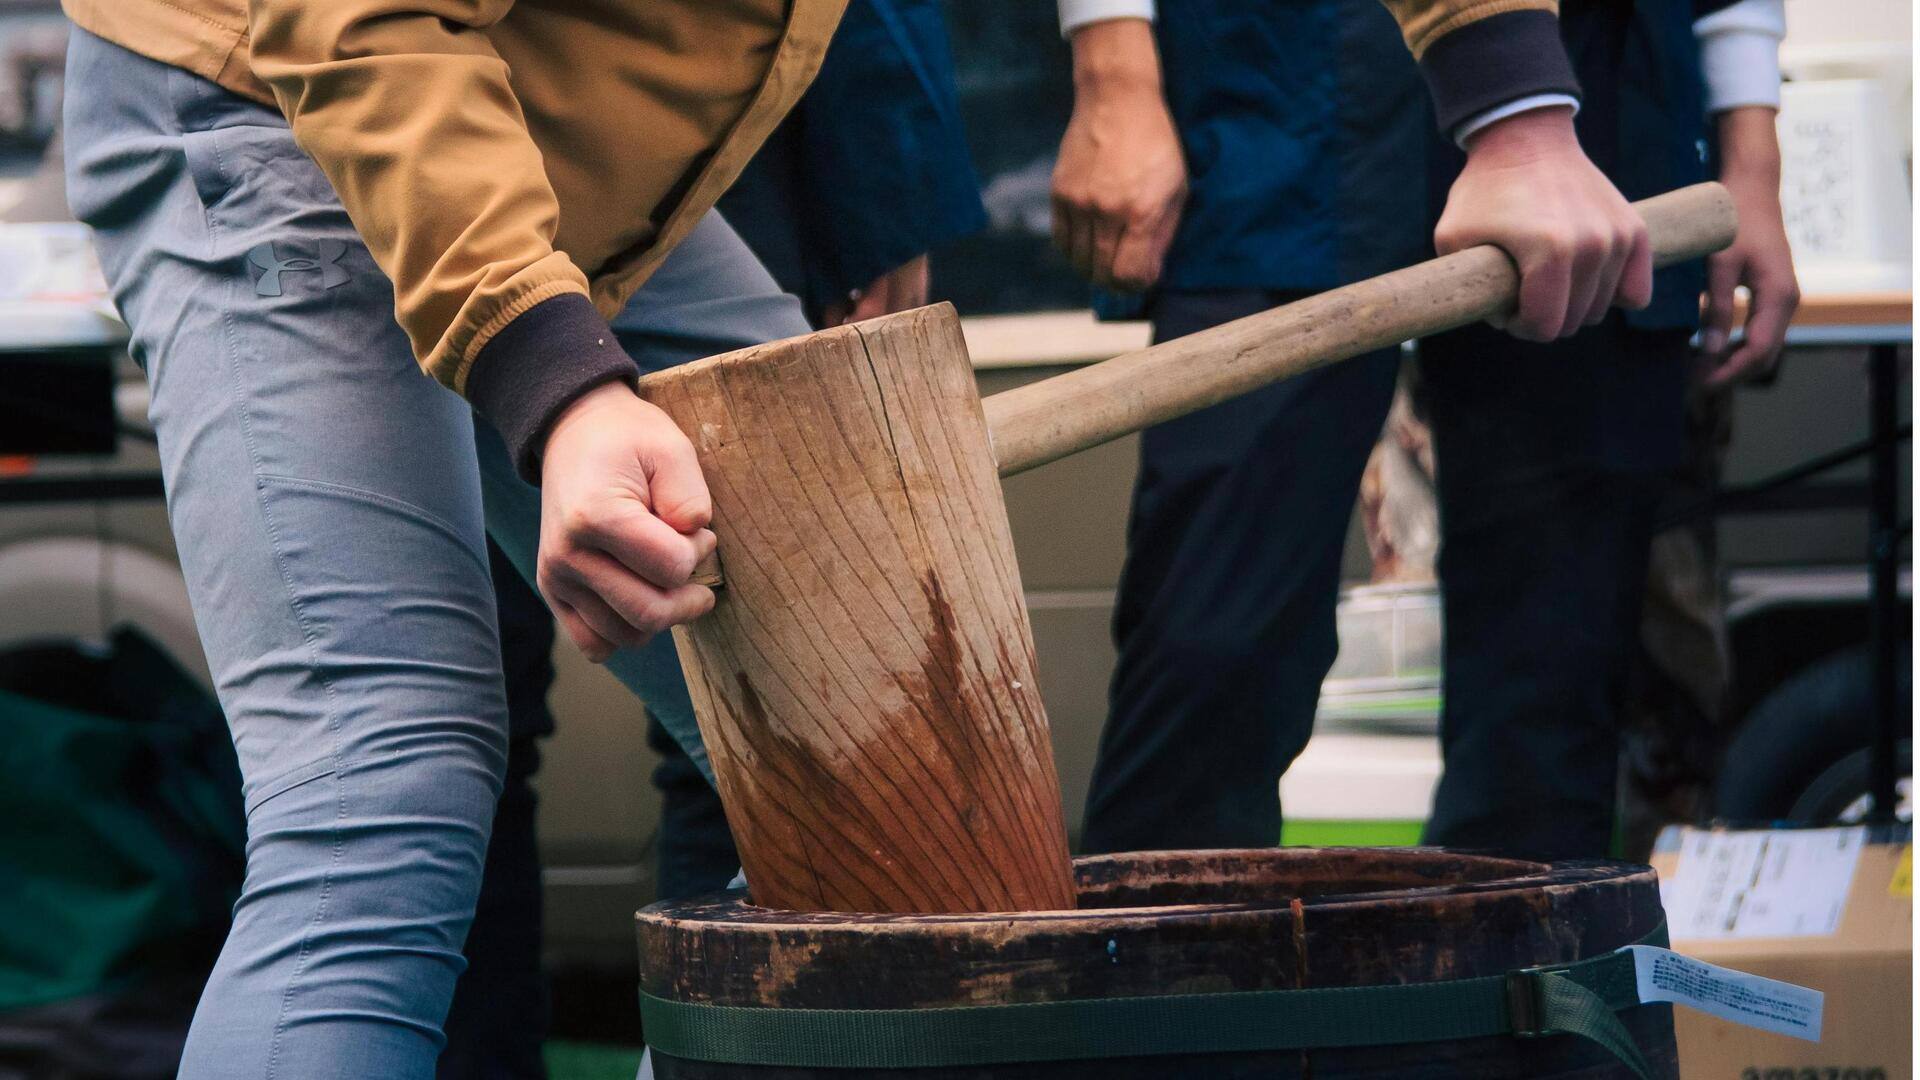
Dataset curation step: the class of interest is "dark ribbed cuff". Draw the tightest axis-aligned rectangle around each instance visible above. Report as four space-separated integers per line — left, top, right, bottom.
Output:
1419 8 1582 136
466 292 639 484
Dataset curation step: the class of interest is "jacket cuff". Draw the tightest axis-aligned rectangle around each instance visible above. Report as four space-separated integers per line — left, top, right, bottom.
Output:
465 292 639 484
1058 0 1155 37
1696 0 1784 115
1418 9 1582 136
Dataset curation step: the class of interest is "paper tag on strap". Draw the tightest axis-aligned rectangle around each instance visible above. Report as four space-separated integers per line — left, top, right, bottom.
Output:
1620 945 1824 1042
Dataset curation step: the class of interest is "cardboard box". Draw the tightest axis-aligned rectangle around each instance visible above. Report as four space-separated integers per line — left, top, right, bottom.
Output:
1651 825 1913 1080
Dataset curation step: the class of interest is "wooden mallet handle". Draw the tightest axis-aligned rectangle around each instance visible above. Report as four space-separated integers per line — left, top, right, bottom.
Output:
984 182 1738 476
685 182 1733 590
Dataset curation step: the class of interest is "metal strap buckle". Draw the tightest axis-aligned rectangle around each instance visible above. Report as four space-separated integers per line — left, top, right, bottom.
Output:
1505 962 1576 1039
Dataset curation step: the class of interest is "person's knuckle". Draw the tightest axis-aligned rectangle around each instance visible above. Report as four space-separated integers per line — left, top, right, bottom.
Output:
633 605 672 636
559 504 600 540
540 550 581 588
1524 306 1559 337
555 537 596 573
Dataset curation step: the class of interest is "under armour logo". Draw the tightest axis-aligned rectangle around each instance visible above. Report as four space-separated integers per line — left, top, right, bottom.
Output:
248 240 351 296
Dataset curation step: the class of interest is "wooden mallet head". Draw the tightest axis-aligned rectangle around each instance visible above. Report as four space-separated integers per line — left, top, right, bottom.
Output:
636 183 1738 915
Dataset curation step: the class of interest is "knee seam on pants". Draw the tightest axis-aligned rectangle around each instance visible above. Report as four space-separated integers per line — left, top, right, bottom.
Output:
200 201 353 1080
257 472 493 580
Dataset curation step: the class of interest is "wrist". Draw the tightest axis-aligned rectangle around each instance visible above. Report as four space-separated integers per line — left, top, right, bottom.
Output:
546 380 638 455
1715 106 1783 186
464 291 639 484
1069 18 1162 98
1462 104 1579 161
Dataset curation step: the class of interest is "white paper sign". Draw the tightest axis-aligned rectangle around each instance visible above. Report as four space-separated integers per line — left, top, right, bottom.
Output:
1659 826 1865 939
1622 945 1824 1042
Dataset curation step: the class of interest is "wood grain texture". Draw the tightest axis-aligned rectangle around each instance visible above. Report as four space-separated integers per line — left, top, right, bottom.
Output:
637 304 1076 914
984 182 1739 475
639 848 1677 1079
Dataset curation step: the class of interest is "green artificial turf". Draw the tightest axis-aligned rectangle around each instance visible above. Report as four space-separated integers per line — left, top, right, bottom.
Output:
1280 819 1424 847
545 1041 645 1080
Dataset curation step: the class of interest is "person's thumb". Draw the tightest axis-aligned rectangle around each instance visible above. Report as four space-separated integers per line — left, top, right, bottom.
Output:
647 436 713 534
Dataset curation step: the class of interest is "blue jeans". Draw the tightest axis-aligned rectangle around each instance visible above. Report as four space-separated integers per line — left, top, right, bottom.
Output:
63 29 807 1078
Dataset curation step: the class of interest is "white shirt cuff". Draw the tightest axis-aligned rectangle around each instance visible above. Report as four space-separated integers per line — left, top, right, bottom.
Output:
1453 93 1580 149
1695 0 1785 113
1058 0 1156 38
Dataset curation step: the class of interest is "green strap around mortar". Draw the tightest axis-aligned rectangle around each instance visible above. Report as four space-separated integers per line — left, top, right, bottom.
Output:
640 924 1667 1076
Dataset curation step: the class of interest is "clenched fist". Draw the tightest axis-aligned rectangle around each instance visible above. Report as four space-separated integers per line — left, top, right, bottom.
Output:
1436 107 1653 342
537 381 717 662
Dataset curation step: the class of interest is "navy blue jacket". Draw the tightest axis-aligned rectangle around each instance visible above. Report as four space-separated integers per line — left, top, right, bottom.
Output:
719 0 987 318
1109 0 1717 332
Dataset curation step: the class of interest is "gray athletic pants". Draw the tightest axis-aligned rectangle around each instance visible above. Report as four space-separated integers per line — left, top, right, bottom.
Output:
63 27 807 1078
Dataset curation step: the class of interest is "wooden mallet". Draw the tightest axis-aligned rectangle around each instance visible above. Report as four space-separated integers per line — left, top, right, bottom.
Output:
637 182 1738 915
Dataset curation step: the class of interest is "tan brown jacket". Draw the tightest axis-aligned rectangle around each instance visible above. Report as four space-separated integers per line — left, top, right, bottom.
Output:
63 0 1576 477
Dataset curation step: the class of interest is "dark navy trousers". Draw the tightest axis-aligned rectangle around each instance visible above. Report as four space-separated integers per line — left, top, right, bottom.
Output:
1080 289 1685 861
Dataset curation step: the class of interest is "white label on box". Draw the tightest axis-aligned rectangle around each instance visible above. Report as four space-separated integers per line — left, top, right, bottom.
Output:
1659 826 1865 939
1622 945 1824 1042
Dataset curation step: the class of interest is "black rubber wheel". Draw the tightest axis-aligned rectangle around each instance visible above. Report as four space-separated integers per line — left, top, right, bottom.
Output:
1714 645 1912 823
1788 741 1913 823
